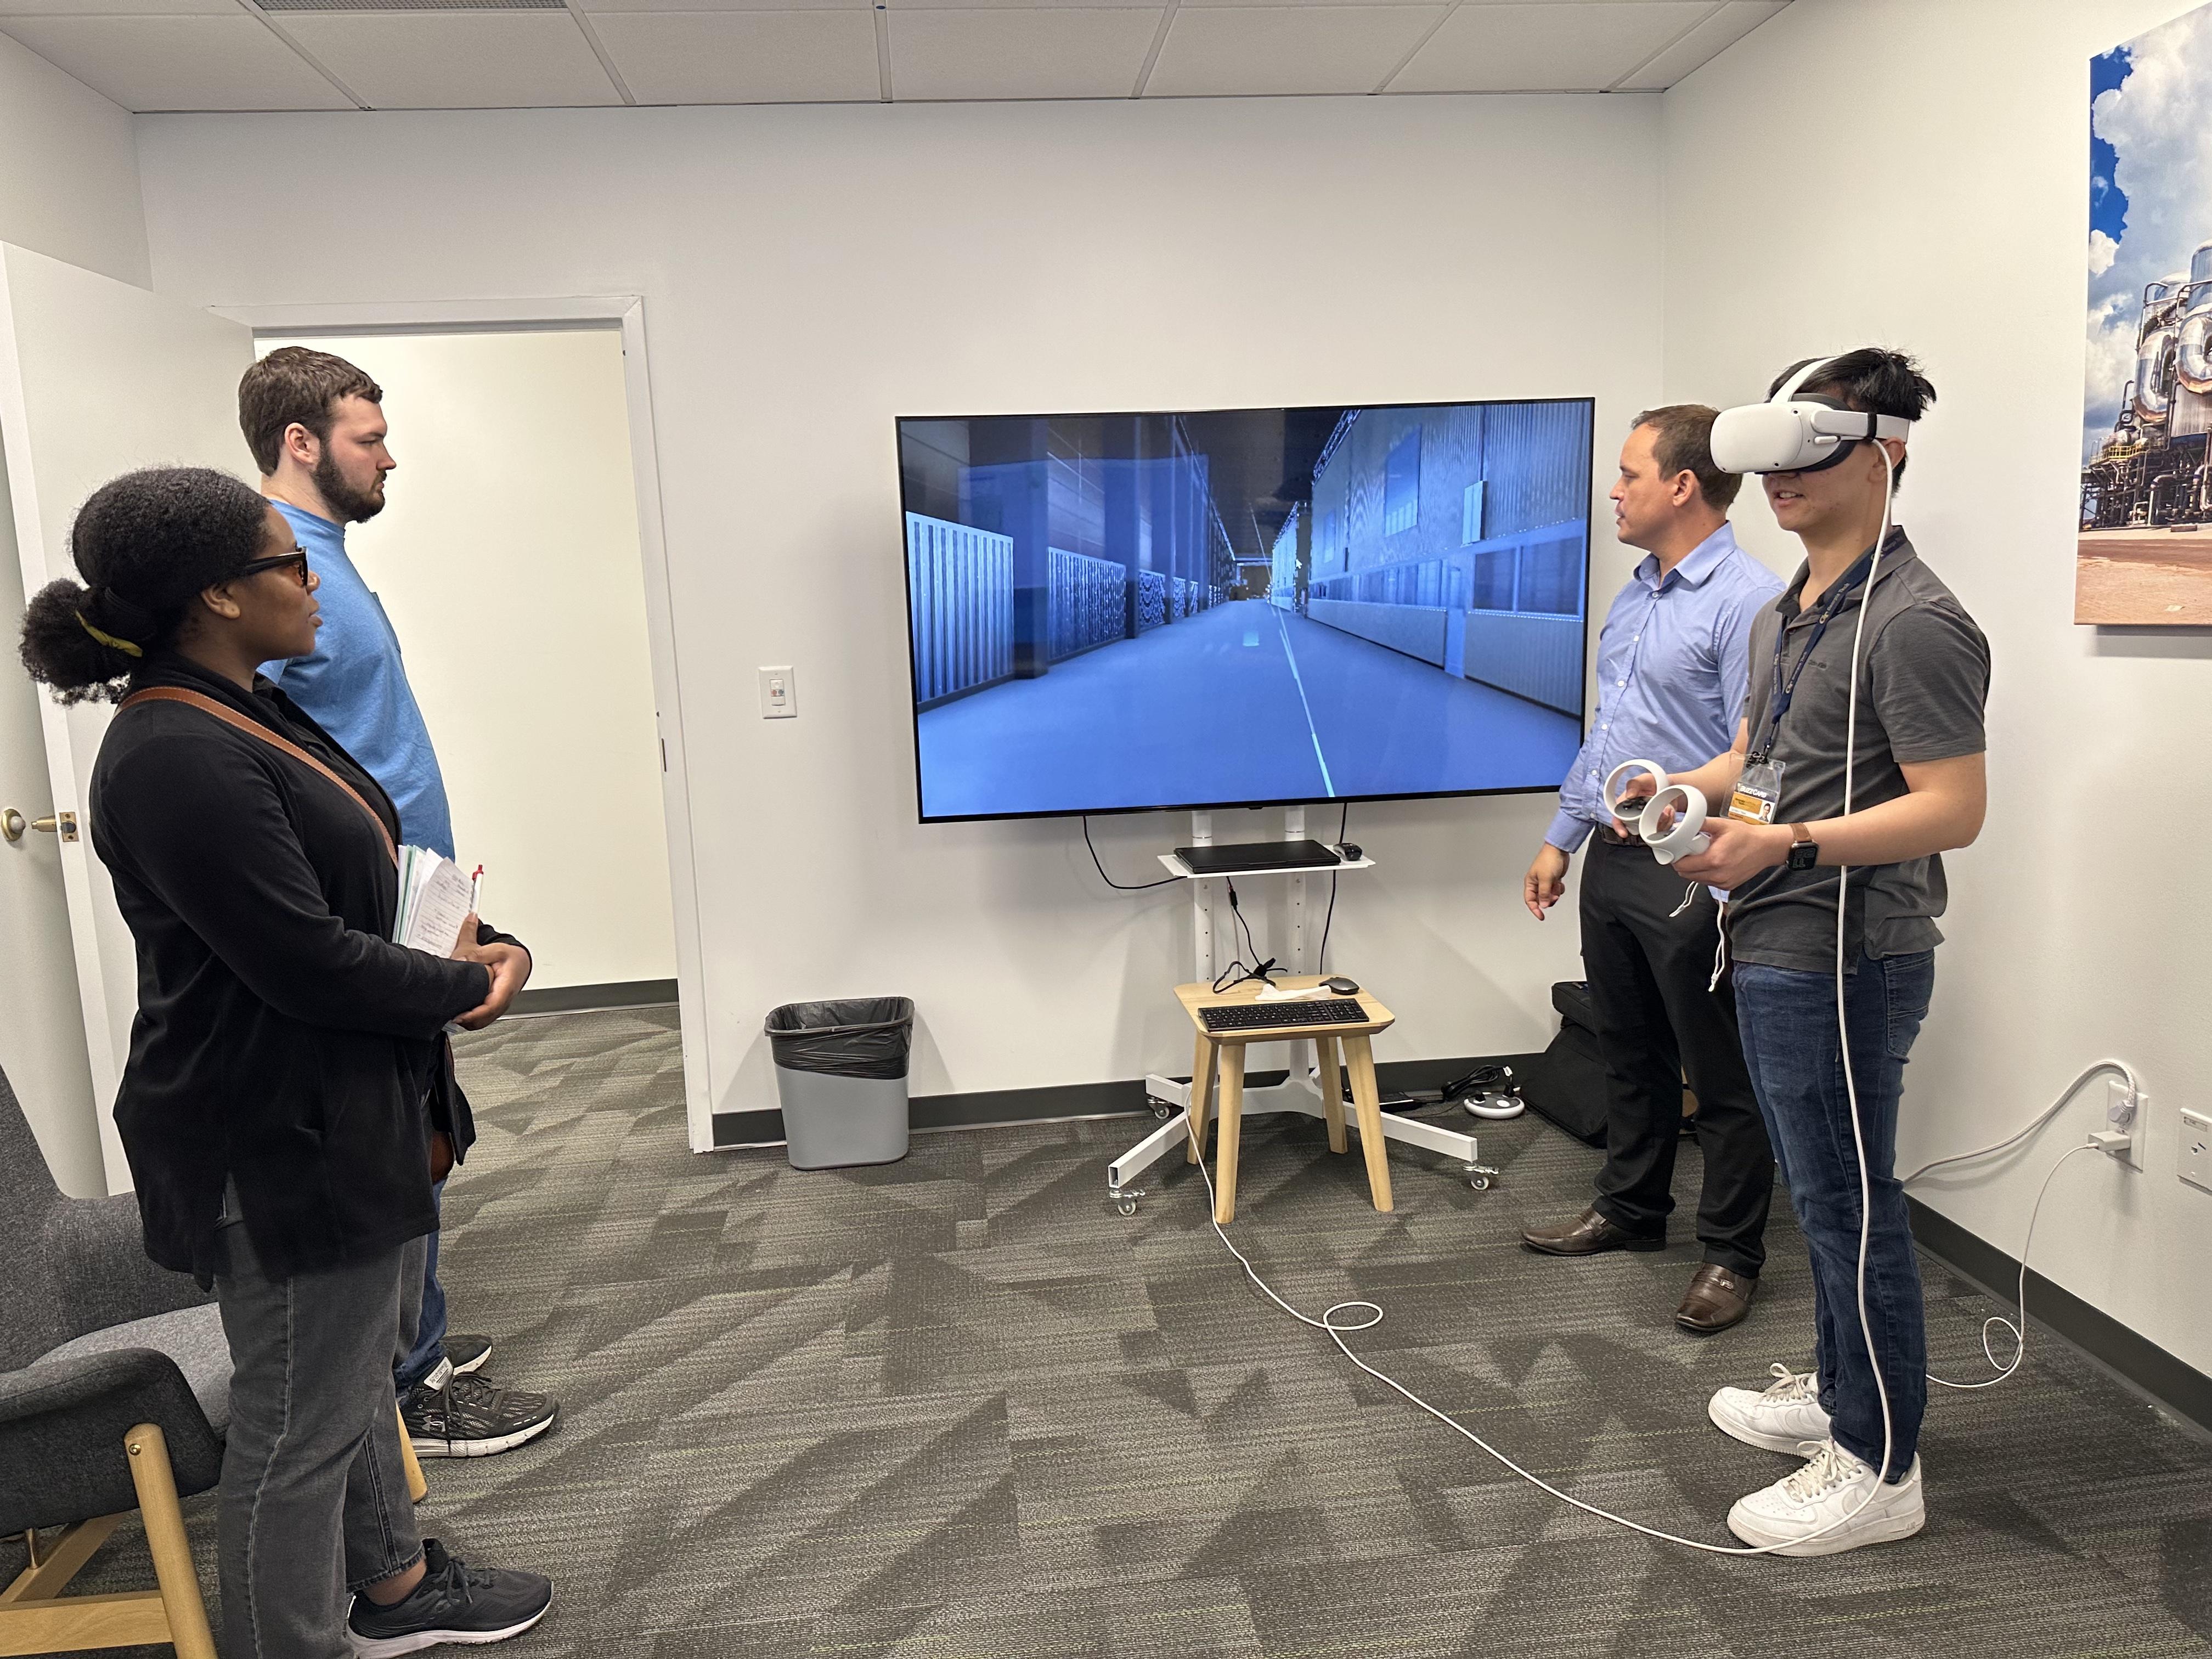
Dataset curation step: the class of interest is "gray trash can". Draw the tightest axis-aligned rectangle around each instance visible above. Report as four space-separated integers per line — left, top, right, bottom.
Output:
764 997 914 1170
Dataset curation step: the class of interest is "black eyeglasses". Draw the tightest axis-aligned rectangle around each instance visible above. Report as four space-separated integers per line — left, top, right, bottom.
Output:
239 549 311 587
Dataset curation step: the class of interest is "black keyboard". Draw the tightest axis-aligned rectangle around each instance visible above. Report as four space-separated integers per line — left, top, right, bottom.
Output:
1201 998 1367 1032
1175 839 1342 874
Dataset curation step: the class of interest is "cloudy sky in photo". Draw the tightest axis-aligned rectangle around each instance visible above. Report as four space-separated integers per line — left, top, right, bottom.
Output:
2084 5 2212 462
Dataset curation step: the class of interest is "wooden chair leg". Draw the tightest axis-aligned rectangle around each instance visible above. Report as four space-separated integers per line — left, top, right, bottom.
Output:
398 1406 427 1503
1 1514 124 1606
125 1422 217 1659
1186 1032 1217 1165
1212 1043 1246 1225
1341 1034 1395 1214
1314 1035 1347 1154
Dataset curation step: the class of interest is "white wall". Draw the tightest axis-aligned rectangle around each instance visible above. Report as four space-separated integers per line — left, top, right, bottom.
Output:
260 329 678 991
0 32 147 287
137 94 1664 1118
0 32 145 1192
1662 0 2212 1372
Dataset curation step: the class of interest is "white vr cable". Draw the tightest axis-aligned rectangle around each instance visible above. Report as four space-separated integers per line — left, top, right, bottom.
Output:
1903 1059 2141 1392
1182 463 1906 1556
1192 439 2104 1552
1826 441 1900 1509
1191 1154 1849 1557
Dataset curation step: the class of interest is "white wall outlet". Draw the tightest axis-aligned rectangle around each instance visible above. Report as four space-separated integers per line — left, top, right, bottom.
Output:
758 666 797 719
2181 1108 2212 1194
2104 1077 2146 1169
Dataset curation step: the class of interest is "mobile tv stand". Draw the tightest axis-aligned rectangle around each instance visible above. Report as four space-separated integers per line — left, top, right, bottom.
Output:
1106 808 1495 1217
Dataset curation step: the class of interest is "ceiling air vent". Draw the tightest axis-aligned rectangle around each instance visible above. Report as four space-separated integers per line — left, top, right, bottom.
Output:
257 0 567 11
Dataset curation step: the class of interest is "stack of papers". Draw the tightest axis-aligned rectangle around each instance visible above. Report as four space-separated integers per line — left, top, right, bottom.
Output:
393 846 475 958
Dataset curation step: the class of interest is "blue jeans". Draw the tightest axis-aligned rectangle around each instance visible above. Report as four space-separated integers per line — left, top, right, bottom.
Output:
1731 949 1933 1481
393 1178 448 1395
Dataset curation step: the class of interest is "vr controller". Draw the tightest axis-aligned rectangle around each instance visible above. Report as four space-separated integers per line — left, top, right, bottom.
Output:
1603 759 1710 866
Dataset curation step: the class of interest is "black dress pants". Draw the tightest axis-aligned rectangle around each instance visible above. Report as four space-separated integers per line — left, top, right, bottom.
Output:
1579 833 1774 1277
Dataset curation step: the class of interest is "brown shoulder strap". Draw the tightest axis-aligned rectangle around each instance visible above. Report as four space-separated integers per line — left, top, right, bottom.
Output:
120 686 398 865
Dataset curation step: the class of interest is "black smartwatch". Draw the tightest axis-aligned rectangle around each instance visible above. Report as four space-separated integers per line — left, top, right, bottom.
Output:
1786 824 1819 871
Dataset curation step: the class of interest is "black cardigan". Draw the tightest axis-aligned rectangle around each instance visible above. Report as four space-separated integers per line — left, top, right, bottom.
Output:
89 657 515 1280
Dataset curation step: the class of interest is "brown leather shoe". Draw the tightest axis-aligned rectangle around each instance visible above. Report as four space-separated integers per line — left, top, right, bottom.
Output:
1675 1263 1756 1333
1521 1207 1665 1257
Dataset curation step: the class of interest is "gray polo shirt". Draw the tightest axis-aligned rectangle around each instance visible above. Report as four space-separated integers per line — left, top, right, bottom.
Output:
1729 528 1989 972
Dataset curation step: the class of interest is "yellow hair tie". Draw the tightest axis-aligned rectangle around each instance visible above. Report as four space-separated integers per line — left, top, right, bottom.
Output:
76 611 143 658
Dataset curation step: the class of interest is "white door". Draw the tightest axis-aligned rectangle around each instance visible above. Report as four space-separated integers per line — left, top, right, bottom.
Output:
0 442 104 1197
0 242 257 1194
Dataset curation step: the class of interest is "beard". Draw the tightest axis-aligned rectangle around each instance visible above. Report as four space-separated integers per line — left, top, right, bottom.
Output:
313 450 387 523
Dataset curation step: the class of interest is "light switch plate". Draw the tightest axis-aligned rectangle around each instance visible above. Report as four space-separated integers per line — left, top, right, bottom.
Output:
759 665 796 719
2182 1108 2212 1194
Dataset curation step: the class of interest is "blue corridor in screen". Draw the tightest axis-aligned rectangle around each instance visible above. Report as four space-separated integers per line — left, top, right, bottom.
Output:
918 599 1582 816
901 402 1592 819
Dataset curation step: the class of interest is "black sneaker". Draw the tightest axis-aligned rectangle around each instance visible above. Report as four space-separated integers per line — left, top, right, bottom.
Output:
346 1538 551 1656
402 1362 558 1458
443 1334 494 1376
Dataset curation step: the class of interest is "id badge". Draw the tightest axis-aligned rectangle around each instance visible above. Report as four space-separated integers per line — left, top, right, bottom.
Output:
1730 755 1785 825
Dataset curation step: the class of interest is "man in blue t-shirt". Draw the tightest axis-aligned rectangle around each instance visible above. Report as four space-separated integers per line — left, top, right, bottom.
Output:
242 346 560 1460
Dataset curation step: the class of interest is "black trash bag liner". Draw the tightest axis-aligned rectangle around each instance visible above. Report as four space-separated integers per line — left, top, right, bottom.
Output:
764 997 915 1081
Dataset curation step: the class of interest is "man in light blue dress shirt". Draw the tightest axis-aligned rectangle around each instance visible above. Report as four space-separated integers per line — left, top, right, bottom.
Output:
241 346 560 1463
1520 407 1784 1334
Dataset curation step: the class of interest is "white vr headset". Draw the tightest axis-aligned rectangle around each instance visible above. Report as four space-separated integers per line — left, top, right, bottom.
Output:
1708 356 1916 475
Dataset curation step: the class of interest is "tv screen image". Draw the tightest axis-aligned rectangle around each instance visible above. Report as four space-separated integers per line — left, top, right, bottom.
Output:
899 400 1594 822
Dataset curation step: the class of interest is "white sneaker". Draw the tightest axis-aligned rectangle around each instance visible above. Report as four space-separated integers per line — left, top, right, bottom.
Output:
1728 1438 1926 1556
1708 1363 1833 1455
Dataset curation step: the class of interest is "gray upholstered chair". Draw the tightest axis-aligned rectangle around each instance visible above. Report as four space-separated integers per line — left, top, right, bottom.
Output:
0 1059 224 1657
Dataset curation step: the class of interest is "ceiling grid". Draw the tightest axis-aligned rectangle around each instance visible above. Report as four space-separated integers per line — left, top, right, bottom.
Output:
0 0 1788 111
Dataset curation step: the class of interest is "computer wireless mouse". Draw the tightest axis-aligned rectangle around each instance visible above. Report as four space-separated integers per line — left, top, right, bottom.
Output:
1323 976 1360 994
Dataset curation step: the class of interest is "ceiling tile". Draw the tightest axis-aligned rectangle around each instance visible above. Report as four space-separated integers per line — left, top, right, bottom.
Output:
0 15 352 108
582 0 861 14
0 0 230 15
1146 4 1441 97
889 7 1159 97
1616 0 1784 91
1177 0 1444 9
894 0 1156 12
277 13 618 108
590 10 879 102
1389 0 1707 93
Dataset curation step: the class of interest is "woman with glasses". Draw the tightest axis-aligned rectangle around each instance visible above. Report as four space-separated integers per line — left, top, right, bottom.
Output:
18 466 553 1657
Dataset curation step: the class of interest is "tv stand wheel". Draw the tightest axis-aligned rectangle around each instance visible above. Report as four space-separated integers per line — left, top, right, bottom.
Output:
1116 1195 1139 1217
1150 1101 1175 1121
1464 1163 1498 1192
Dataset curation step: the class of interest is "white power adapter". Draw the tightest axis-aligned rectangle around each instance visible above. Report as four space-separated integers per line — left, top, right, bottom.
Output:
2100 1077 2147 1166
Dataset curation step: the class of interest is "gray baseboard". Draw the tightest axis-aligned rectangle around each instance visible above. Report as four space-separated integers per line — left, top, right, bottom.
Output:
511 979 679 1016
710 1052 1534 1150
1908 1196 2212 1440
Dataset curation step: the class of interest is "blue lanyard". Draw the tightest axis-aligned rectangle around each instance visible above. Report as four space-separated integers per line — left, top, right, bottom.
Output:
1752 551 1875 760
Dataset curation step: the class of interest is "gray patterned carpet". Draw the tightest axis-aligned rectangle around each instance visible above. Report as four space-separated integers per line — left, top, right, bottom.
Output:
24 1007 2212 1656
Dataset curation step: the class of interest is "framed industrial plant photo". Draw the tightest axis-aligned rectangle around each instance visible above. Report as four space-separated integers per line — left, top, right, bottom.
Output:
2079 4 2212 625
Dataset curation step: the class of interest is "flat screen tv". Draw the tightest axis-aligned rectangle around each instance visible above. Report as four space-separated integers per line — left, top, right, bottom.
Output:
898 399 1594 823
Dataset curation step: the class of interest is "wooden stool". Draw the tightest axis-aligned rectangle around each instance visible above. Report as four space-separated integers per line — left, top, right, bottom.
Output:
1177 975 1396 1224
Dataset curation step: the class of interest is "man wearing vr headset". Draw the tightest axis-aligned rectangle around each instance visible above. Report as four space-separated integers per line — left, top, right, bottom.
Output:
1521 407 1781 1336
1637 348 1989 1555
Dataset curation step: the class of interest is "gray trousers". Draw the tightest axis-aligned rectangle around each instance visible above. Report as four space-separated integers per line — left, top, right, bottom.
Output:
212 1199 427 1658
